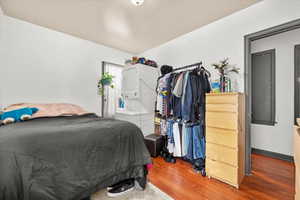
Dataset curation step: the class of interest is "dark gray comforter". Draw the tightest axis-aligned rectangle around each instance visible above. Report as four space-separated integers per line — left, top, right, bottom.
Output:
0 114 151 200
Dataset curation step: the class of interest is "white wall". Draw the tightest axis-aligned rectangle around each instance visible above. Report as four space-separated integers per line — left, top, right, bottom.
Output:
0 5 3 21
0 16 132 115
0 6 4 109
140 0 300 92
0 5 3 23
251 28 300 156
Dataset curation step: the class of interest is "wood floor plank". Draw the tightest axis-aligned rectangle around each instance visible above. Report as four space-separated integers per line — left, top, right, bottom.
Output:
148 153 295 200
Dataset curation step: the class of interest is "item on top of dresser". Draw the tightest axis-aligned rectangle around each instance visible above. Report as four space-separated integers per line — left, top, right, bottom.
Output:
145 60 158 68
0 107 39 125
211 80 221 93
132 57 139 64
127 57 158 68
212 58 239 93
138 57 146 64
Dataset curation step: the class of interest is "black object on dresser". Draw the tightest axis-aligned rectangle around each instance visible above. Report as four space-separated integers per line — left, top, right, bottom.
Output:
144 134 164 157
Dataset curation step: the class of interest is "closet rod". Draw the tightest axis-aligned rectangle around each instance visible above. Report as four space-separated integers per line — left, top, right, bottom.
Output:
173 62 203 72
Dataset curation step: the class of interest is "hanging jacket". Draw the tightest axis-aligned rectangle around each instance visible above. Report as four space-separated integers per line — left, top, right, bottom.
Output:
182 70 211 123
170 74 182 119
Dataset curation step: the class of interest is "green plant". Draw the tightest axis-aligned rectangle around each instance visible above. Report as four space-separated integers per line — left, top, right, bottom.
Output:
98 72 115 95
212 58 240 93
212 58 240 76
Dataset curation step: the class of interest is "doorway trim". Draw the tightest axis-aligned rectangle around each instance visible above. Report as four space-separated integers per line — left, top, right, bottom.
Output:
101 61 124 117
295 45 300 125
244 18 300 175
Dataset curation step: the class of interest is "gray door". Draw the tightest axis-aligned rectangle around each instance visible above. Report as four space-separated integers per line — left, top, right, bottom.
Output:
295 45 300 124
251 49 276 126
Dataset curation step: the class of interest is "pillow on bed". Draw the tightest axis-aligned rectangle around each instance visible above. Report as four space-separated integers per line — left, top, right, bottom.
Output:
4 103 90 118
0 107 39 125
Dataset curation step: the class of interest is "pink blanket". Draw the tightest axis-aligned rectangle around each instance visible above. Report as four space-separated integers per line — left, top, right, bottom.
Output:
4 103 91 118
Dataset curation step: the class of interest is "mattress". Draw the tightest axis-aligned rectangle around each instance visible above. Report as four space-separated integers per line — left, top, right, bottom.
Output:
0 114 151 200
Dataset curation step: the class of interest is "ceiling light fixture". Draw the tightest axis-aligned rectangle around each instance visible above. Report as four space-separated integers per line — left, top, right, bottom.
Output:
131 0 144 6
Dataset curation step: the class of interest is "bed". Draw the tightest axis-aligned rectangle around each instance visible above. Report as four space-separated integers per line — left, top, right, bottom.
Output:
0 104 151 200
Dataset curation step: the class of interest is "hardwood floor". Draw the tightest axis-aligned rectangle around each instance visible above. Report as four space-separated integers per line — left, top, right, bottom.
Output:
148 153 295 200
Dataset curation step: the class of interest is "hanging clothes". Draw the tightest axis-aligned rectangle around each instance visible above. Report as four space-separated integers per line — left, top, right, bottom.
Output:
169 74 182 119
183 123 206 160
156 74 170 116
156 73 173 117
166 119 182 157
181 71 190 114
173 122 182 157
166 119 174 154
156 63 211 165
181 124 189 157
172 72 184 97
181 69 211 123
182 74 194 122
160 119 167 135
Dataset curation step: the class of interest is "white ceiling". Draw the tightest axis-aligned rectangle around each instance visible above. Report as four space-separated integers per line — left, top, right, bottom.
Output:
0 0 261 54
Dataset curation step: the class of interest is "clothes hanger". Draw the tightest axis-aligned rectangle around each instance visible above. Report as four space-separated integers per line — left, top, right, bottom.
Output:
200 66 211 77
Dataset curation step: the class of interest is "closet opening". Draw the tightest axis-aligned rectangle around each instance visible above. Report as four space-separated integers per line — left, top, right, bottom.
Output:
244 19 300 174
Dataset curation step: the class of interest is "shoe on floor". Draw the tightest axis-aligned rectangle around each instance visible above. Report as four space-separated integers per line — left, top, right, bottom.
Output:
106 179 134 191
107 179 135 197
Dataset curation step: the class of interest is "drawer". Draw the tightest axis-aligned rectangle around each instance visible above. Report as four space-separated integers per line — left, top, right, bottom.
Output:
296 166 300 194
206 104 238 113
206 143 238 166
295 126 300 167
297 174 300 200
206 112 238 130
206 159 238 186
206 94 238 104
206 127 237 148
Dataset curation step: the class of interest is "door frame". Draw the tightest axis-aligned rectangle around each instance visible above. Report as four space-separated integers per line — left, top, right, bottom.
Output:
101 61 124 117
244 18 300 175
295 45 300 124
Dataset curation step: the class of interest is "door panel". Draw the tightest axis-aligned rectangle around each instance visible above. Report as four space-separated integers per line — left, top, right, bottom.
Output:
251 49 276 125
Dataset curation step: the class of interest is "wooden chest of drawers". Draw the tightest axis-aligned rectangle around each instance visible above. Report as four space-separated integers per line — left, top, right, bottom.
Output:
205 93 245 188
294 125 300 200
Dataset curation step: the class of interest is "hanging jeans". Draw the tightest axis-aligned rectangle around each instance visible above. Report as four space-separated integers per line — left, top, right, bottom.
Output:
181 72 190 116
181 125 189 157
192 125 205 160
167 119 175 154
173 122 182 157
184 124 205 160
182 75 194 121
167 120 182 157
